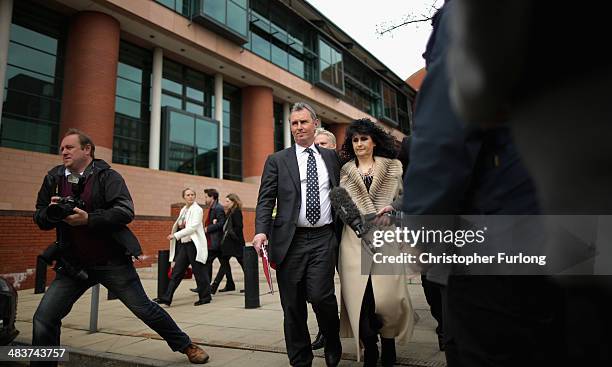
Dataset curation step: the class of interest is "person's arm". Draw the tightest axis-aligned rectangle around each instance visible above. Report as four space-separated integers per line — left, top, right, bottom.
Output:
234 210 243 232
253 155 278 252
174 206 203 239
206 205 226 233
33 174 58 230
88 170 135 229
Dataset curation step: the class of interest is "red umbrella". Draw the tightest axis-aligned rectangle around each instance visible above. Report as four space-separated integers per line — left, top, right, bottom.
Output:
261 241 274 294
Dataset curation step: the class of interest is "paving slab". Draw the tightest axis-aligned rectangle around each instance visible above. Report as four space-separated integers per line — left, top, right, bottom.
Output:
12 263 445 366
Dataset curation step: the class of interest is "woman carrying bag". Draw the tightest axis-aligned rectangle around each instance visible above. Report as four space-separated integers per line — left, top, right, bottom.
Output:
213 193 246 292
154 188 212 306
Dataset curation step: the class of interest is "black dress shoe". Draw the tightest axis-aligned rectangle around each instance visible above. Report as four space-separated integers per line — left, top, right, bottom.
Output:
194 296 212 306
189 288 199 293
311 330 326 350
153 297 171 306
210 283 219 295
380 337 396 367
218 284 236 292
324 336 342 367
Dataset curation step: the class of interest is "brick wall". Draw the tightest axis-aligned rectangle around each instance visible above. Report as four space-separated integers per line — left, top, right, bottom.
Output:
0 147 260 290
0 209 256 290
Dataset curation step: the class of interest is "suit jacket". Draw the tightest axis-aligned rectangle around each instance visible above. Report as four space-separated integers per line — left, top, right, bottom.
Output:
169 202 208 264
205 201 226 251
255 144 341 265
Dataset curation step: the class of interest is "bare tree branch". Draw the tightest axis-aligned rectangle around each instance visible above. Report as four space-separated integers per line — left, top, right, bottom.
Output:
378 16 434 36
376 0 442 37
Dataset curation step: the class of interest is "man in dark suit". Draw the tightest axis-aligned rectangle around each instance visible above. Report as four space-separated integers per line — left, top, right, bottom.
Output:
253 102 342 367
203 188 226 294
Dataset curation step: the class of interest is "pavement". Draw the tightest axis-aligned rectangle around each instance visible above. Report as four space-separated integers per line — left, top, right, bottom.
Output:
12 259 447 366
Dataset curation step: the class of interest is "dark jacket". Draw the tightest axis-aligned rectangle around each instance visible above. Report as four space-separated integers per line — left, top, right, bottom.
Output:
34 159 142 257
205 201 226 251
255 145 341 265
220 208 245 258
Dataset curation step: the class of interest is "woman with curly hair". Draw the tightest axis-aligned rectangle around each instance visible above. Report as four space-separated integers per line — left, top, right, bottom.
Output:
338 118 416 366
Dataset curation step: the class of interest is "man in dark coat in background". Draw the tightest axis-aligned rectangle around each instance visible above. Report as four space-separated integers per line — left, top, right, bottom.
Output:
202 188 226 294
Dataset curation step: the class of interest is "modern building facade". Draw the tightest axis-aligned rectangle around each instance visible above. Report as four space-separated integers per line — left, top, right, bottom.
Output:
0 0 415 289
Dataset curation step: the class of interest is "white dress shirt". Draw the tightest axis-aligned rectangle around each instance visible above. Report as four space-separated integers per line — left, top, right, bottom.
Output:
295 143 332 227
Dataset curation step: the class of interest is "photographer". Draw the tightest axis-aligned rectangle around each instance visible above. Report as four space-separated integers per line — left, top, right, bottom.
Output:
32 129 209 366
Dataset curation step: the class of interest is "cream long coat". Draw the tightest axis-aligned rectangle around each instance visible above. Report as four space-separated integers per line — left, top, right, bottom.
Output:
169 202 208 264
338 157 416 360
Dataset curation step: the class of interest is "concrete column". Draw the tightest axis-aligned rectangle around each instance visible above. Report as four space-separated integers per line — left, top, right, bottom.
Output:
0 0 14 129
214 73 223 179
327 123 347 152
148 47 163 169
60 12 120 162
241 86 274 184
283 102 291 148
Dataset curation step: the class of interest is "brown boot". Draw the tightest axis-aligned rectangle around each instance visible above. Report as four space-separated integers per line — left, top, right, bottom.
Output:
183 343 210 364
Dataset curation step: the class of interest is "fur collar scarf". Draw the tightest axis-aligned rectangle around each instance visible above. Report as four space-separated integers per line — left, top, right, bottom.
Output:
340 157 403 215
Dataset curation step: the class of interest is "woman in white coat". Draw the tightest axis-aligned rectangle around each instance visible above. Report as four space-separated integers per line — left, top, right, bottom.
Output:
154 188 211 306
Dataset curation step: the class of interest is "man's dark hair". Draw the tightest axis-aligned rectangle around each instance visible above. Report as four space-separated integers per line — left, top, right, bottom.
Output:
204 188 219 201
64 128 96 159
340 118 398 163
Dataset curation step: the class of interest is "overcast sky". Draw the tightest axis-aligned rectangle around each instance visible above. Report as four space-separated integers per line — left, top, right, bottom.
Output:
307 0 441 80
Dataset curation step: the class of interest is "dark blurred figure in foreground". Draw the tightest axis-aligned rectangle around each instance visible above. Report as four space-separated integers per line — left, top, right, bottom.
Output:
447 1 612 365
402 1 565 366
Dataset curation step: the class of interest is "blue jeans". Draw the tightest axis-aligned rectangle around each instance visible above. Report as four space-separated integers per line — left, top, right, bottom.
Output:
32 261 191 367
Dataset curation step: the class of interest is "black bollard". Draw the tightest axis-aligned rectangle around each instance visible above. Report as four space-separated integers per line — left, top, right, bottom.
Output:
34 256 47 294
243 246 260 308
158 250 170 299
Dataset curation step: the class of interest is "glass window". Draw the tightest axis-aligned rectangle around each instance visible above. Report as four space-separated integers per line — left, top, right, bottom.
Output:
162 108 219 177
317 38 344 93
204 0 226 23
162 78 182 95
113 41 151 168
222 83 242 181
162 94 182 109
273 102 285 152
115 96 141 119
382 82 398 123
161 58 213 117
251 32 270 59
191 0 248 41
1 3 65 154
288 53 304 78
8 42 57 78
227 1 247 35
186 86 204 101
155 0 190 17
186 101 204 115
271 43 288 69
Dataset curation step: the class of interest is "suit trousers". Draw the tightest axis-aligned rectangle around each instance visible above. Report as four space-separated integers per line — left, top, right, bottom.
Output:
276 225 340 366
165 241 211 301
206 249 221 283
